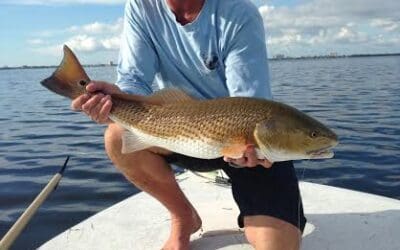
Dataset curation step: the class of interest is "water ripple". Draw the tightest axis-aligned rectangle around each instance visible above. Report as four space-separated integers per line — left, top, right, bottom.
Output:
1 58 399 249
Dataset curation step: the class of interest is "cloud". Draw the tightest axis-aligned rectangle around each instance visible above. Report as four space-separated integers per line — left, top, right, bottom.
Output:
258 0 400 56
2 0 125 5
370 18 400 32
67 18 123 35
267 31 304 46
101 36 120 50
372 34 400 47
27 0 400 59
34 18 123 37
27 38 45 45
30 19 122 55
65 35 99 52
64 34 121 52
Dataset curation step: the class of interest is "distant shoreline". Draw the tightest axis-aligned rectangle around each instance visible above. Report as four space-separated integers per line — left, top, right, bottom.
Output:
1 52 399 70
0 63 116 71
269 52 400 61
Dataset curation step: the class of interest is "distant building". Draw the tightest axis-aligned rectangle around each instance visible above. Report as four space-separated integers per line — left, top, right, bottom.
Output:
109 61 116 66
273 54 286 59
329 52 339 58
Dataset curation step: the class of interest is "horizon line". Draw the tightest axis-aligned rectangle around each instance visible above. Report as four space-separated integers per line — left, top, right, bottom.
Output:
1 52 400 69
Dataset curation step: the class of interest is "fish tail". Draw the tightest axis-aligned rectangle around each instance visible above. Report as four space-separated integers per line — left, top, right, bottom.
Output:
40 45 90 99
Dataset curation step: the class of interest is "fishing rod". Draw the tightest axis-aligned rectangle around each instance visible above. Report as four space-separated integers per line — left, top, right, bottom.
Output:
0 156 70 250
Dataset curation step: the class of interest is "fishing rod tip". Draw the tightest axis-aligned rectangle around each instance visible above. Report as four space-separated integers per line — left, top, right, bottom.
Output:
58 156 70 174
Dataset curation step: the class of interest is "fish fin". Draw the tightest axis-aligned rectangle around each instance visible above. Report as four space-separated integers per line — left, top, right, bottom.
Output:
221 144 248 159
220 137 250 159
111 89 195 106
41 45 90 100
147 88 196 105
121 130 152 154
111 93 149 104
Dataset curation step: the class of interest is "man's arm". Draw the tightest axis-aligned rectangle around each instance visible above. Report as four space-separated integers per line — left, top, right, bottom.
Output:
116 0 159 95
223 6 272 100
223 6 272 168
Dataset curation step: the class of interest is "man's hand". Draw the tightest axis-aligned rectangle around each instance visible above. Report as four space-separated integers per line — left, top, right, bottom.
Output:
71 81 121 124
223 145 273 168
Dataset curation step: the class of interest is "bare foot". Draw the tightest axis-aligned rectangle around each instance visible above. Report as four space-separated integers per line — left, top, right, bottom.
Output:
162 209 202 250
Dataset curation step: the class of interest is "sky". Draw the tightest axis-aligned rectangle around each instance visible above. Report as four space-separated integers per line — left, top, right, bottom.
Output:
0 0 399 67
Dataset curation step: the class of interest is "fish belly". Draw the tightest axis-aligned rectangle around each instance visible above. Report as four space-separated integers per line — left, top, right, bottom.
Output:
111 115 222 158
135 128 223 159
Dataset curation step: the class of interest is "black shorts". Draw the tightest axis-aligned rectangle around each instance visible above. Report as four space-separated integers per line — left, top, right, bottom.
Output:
165 154 307 233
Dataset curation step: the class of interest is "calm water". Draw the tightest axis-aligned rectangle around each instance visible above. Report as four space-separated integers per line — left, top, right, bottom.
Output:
1 56 399 249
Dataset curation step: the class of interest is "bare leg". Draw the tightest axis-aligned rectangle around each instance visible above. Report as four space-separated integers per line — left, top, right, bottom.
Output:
244 215 301 250
104 124 202 250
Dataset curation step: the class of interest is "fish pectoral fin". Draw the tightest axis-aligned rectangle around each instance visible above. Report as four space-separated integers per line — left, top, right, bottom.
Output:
220 137 249 159
221 144 249 159
121 130 152 154
147 88 196 105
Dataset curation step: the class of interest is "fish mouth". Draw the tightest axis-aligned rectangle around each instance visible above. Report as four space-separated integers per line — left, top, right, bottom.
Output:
307 145 335 159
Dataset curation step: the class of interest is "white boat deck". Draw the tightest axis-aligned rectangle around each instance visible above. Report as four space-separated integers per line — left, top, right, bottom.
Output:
40 171 400 250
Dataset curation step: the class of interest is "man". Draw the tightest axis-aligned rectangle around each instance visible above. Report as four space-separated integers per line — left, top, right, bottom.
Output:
72 0 306 249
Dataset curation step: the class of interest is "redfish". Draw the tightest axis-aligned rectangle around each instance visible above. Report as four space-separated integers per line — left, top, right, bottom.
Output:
41 46 338 163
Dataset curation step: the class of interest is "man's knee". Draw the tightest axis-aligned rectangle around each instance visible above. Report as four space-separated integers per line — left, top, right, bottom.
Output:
104 123 125 162
244 215 301 250
104 124 151 186
105 123 172 160
105 123 123 149
104 123 171 177
104 123 148 166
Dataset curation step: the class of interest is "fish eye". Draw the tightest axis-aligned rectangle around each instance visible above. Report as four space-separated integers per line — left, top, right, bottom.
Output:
310 131 318 138
78 80 87 86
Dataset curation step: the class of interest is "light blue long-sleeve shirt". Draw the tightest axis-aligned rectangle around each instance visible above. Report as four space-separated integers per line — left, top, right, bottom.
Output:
116 0 271 100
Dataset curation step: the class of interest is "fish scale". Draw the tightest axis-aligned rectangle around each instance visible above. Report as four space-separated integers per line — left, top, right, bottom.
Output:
110 97 271 159
134 98 270 140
